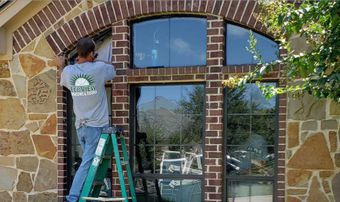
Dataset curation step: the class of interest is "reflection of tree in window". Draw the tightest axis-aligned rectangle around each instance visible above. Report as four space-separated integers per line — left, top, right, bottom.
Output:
136 86 204 146
173 86 204 145
133 85 204 202
226 84 276 146
226 23 279 65
226 83 276 177
225 84 277 201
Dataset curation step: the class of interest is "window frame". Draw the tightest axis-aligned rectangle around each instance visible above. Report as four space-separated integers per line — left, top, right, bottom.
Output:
222 82 280 202
130 15 208 69
224 21 280 66
129 82 206 201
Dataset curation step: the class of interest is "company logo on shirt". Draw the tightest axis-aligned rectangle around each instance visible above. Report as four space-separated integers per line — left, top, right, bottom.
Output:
70 74 97 96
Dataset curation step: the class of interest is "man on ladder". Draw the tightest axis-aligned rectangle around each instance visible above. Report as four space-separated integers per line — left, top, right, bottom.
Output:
57 37 135 202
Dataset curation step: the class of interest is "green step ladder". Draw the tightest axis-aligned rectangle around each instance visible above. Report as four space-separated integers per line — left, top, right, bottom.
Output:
79 127 137 202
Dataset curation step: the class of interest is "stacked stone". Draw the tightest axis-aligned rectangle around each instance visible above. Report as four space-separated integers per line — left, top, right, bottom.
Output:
0 36 58 201
286 94 340 202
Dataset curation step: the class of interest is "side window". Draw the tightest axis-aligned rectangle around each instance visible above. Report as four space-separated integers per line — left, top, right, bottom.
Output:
132 17 207 68
225 83 278 201
226 23 279 65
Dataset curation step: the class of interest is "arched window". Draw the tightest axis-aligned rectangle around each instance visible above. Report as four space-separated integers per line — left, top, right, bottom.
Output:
226 23 279 65
132 17 207 68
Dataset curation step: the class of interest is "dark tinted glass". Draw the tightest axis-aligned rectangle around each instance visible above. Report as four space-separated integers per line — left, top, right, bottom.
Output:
133 18 207 68
226 23 279 65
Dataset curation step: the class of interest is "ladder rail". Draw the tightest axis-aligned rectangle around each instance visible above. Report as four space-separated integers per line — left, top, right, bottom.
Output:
120 136 137 202
79 130 137 202
79 133 110 202
111 133 129 202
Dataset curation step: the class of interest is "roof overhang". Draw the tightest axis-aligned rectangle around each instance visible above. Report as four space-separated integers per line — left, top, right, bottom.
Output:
0 0 49 59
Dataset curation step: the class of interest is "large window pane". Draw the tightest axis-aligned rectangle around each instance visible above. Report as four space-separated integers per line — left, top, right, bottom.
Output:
226 23 279 65
133 17 207 68
133 84 204 202
135 85 204 174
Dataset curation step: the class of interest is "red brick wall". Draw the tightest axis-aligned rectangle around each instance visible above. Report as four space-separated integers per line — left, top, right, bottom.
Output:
111 20 131 197
204 15 224 202
12 1 287 201
13 0 82 53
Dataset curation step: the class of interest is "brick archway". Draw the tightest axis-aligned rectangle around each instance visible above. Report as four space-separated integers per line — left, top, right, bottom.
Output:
44 0 266 54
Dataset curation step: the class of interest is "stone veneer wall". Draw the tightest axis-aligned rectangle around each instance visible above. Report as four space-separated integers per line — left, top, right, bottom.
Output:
286 95 340 202
0 38 58 201
0 1 86 201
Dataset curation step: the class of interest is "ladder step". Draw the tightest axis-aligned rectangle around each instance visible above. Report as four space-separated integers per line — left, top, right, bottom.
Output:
82 196 132 201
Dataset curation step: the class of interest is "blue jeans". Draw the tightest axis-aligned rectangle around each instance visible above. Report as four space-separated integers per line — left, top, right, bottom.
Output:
66 125 107 202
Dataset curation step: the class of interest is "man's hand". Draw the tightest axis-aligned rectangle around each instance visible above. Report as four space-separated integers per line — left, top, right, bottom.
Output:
53 55 66 69
54 55 67 78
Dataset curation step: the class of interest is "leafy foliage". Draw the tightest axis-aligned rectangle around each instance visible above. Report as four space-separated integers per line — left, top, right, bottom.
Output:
223 0 340 102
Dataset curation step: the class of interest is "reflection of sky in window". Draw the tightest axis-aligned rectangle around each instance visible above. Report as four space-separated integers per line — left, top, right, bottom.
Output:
137 85 196 111
133 18 206 68
243 83 276 110
226 24 279 65
170 18 206 66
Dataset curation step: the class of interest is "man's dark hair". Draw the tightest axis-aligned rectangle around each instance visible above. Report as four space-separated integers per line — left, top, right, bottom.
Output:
76 37 95 57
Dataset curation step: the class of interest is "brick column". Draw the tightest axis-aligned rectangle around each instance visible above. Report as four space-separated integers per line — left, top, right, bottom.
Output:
204 15 225 202
57 75 68 202
278 48 288 201
111 20 130 197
